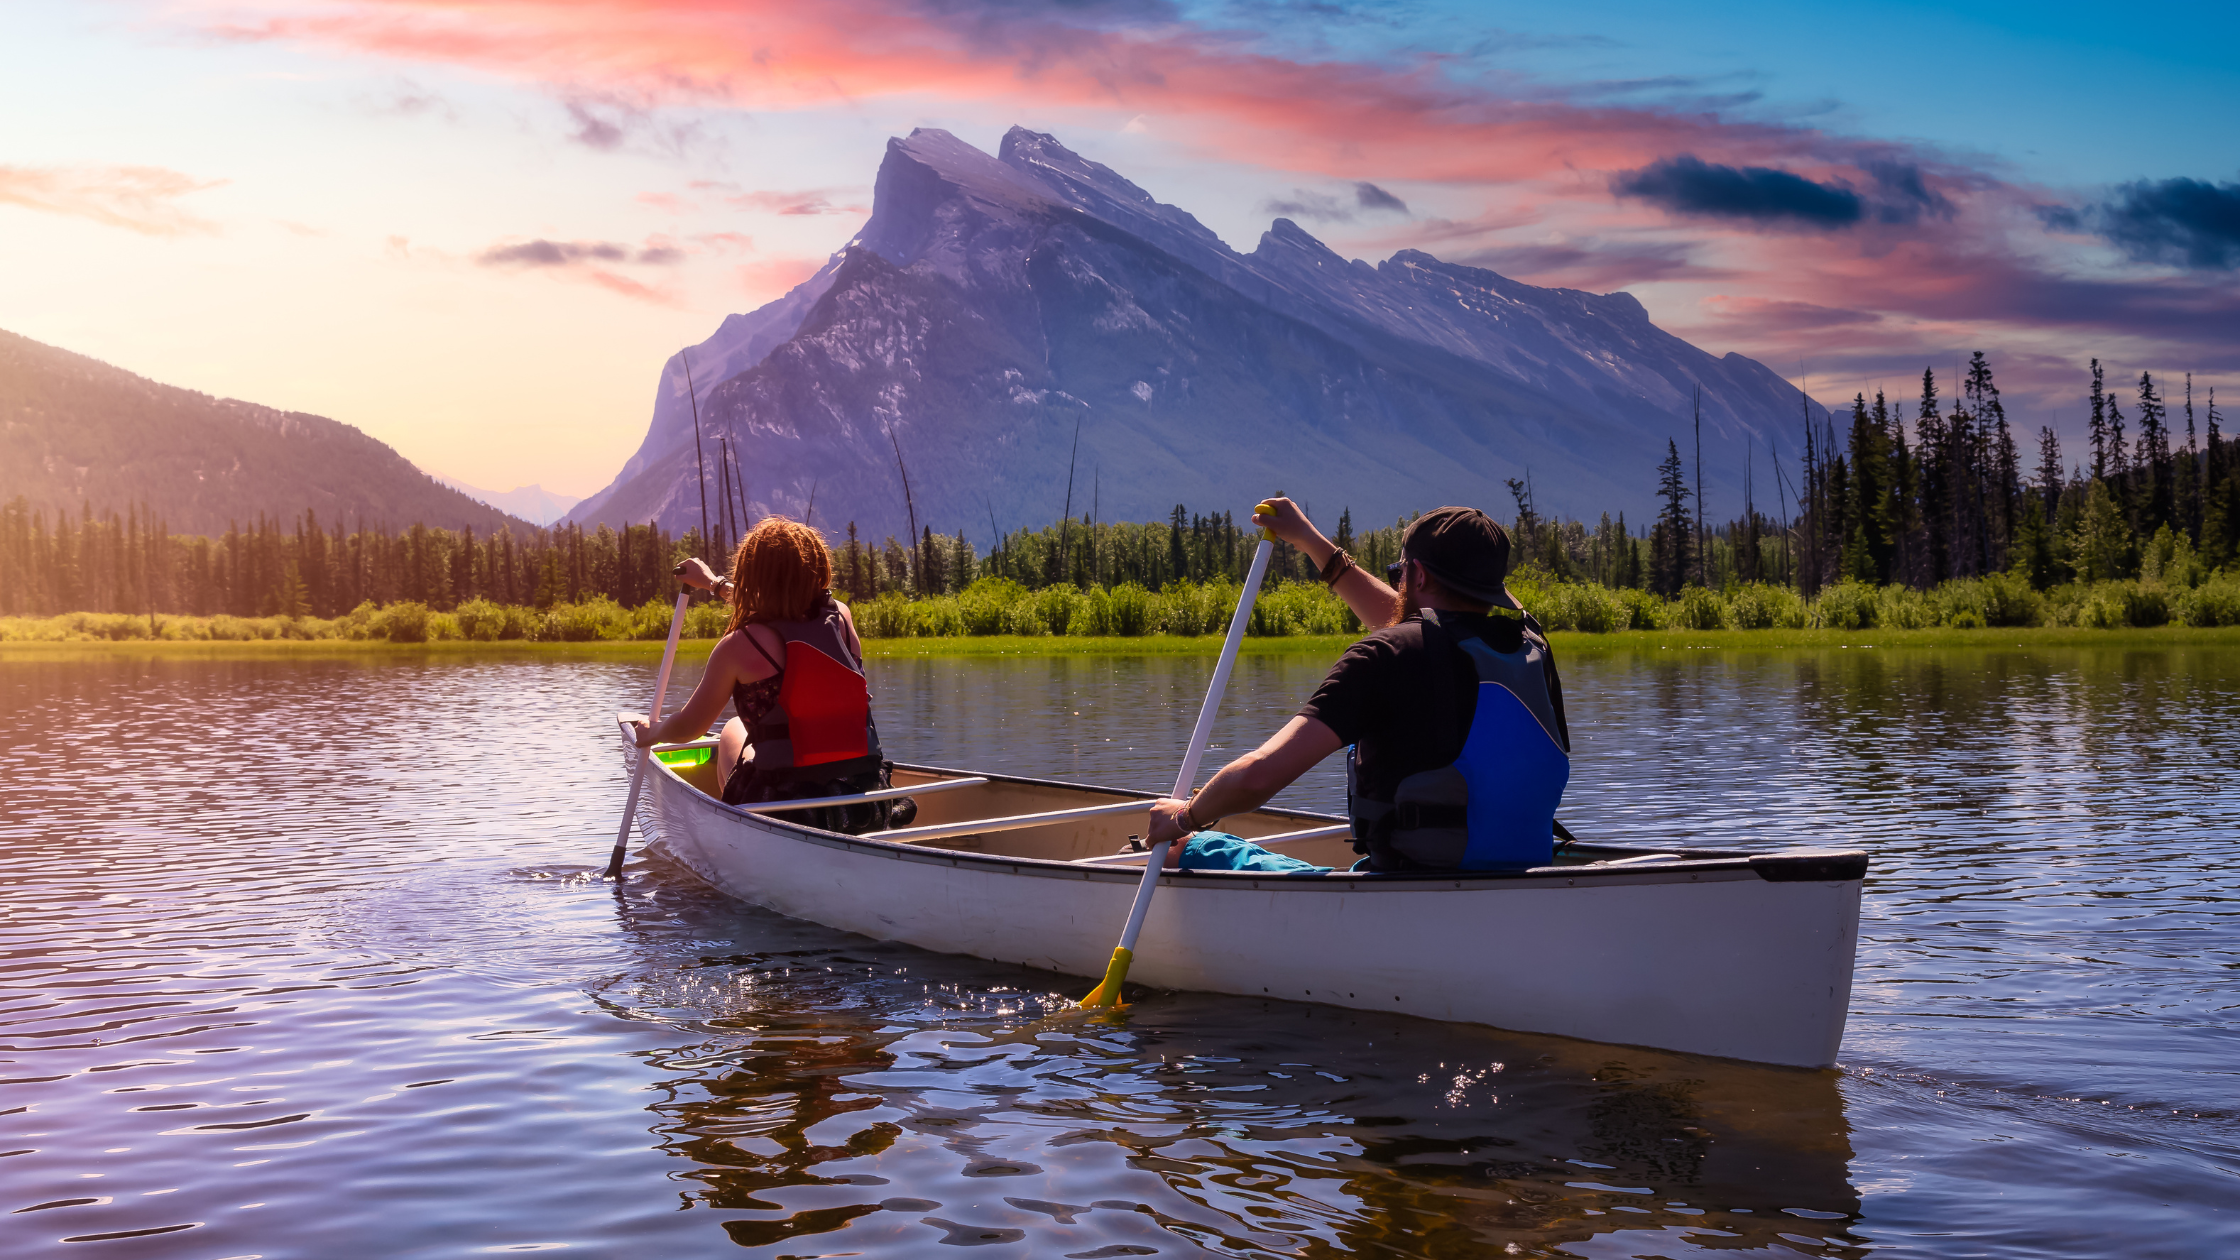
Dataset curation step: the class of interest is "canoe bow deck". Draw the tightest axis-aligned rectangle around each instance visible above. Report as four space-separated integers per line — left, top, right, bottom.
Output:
618 721 1865 1068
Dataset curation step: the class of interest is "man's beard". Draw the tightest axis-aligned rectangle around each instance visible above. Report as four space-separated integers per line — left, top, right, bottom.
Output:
1399 578 1420 620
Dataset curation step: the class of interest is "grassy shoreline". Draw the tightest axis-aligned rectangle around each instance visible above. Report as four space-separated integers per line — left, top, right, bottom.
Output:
7 624 2239 661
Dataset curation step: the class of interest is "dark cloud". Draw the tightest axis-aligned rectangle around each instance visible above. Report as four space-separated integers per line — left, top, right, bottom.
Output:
476 239 678 267
1447 240 1735 289
1262 189 1351 221
1262 181 1408 223
1862 161 1952 224
2096 177 2240 269
1354 181 1408 214
1699 296 1883 332
1613 154 1951 230
564 100 628 151
1614 154 1861 226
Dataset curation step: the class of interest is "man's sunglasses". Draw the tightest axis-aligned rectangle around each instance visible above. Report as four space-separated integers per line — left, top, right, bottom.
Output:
1385 560 1404 584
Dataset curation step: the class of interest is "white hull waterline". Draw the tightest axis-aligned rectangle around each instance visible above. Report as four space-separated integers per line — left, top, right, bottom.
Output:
619 723 1865 1068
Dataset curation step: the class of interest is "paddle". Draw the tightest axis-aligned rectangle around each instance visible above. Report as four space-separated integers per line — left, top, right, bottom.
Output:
604 586 695 880
1080 515 1277 1007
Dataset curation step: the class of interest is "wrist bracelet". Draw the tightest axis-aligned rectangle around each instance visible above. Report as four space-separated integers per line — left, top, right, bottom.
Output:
1181 798 1203 831
1318 549 1354 586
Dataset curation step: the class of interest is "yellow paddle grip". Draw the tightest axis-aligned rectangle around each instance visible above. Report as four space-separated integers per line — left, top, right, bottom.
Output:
1252 500 1279 542
1079 946 1134 1008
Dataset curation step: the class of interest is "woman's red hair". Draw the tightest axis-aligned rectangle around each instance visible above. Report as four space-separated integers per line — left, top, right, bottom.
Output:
724 518 833 630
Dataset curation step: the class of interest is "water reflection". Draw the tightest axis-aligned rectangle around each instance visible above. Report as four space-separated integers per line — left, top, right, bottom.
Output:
3 646 2236 1257
573 858 1866 1257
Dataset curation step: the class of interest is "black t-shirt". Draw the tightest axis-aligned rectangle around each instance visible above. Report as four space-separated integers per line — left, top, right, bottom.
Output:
1299 611 1570 804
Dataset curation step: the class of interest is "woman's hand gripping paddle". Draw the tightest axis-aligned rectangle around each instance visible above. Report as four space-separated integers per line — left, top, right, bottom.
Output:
1080 507 1280 1007
605 587 694 879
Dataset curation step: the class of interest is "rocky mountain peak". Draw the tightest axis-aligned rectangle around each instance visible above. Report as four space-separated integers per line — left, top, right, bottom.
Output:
566 126 1830 537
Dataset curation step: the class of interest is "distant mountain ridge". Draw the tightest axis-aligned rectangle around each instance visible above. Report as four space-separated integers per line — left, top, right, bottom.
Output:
564 126 1831 541
424 472 582 526
0 329 531 536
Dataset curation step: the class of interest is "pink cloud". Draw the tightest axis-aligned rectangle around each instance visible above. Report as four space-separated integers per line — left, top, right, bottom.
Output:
736 258 819 299
0 164 224 235
197 0 2236 404
586 268 682 306
724 188 868 216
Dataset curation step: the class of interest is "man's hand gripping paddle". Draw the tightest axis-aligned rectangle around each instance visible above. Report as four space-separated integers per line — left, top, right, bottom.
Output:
1080 505 1280 1007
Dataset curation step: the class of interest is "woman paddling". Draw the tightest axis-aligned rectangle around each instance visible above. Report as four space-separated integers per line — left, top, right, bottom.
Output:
628 518 910 834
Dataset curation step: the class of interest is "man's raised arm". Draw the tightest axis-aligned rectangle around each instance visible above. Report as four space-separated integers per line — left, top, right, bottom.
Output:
1255 498 1402 629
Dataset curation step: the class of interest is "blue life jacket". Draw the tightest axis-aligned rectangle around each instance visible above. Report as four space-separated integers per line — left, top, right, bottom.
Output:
1347 609 1569 871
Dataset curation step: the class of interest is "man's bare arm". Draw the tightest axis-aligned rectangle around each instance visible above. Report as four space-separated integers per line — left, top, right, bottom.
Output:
1255 497 1402 629
1145 715 1345 851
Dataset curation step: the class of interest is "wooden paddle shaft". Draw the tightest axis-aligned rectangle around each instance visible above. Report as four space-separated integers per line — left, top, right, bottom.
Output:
606 589 694 879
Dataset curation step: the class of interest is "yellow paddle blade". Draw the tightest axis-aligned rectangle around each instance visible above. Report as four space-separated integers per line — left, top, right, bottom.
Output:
1079 946 1135 1007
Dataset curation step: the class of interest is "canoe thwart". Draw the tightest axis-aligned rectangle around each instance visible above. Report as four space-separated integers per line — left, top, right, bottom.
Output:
864 798 1151 846
742 777 989 814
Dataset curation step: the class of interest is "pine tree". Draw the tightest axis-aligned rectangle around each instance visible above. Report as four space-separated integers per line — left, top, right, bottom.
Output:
1654 439 1693 596
1916 368 1949 582
2068 478 2133 582
2088 359 2109 480
2035 427 2064 511
1844 392 1892 582
2107 395 2129 478
2178 373 2202 543
2136 371 2170 533
2010 493 2059 590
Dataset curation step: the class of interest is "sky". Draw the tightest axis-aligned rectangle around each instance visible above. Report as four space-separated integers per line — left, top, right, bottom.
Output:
4 0 2236 501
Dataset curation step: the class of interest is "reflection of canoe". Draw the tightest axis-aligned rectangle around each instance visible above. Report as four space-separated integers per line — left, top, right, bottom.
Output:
618 717 1865 1068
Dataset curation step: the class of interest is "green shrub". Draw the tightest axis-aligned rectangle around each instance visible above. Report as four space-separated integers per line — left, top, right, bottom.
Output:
456 597 505 641
851 594 914 638
1557 582 1630 632
1001 598 1048 635
2120 582 2172 628
1929 580 1985 628
1615 587 1665 630
1979 572 2045 627
1672 585 1727 630
1869 584 1933 629
1814 582 1876 630
375 601 431 643
954 577 1028 635
2178 576 2240 626
2079 589 2128 628
1726 582 1806 630
544 597 637 642
1509 577 1556 628
1034 584 1085 636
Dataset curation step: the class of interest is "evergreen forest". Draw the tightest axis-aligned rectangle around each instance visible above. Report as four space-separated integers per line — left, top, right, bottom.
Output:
6 354 2239 641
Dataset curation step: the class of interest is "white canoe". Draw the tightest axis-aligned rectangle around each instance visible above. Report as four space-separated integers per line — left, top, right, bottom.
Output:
619 719 1865 1068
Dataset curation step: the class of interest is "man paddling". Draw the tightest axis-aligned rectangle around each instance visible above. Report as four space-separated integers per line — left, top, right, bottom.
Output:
1146 500 1571 872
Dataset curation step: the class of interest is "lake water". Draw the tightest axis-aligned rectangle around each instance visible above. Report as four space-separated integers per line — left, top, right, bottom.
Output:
3 643 2236 1258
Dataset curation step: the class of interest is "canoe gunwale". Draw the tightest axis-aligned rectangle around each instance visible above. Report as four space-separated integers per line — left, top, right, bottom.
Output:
625 734 1866 891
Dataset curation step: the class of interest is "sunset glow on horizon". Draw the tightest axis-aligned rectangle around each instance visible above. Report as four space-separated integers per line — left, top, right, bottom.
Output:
6 0 2235 500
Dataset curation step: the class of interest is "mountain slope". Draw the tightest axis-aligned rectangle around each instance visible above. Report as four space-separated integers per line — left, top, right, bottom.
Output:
0 330 531 536
569 127 1828 541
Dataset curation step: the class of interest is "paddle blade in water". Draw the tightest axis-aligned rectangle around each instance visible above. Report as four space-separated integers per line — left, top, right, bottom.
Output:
1079 946 1134 1007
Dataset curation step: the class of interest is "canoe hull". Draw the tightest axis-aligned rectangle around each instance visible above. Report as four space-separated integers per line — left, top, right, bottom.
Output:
636 758 1861 1068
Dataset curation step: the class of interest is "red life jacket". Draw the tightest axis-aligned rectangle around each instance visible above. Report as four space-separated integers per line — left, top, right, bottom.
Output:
739 595 882 790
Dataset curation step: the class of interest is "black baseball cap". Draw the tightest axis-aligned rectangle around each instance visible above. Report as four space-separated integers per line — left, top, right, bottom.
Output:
1401 506 1519 611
